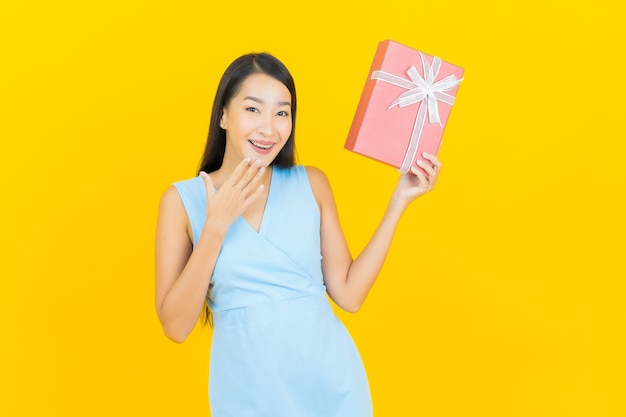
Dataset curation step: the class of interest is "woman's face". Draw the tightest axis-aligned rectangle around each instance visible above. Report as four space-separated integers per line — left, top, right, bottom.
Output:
220 73 292 167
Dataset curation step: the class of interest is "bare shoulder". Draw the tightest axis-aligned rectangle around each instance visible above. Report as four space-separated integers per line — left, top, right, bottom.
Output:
304 165 331 187
158 185 188 228
159 185 182 209
305 165 332 193
156 185 195 246
304 165 336 210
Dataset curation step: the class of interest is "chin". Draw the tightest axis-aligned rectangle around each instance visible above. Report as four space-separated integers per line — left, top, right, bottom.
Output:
254 153 279 168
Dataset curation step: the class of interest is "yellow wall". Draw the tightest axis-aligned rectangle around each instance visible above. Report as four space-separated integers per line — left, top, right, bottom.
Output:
2 1 624 416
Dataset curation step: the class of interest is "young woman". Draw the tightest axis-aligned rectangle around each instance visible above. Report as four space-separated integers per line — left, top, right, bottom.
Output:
155 52 441 416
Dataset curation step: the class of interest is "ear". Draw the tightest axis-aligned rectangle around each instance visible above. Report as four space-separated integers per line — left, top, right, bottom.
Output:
219 108 227 130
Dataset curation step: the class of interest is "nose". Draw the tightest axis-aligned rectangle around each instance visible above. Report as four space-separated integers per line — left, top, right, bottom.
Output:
256 113 274 137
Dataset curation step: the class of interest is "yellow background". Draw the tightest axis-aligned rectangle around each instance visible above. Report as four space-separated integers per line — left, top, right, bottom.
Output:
2 0 624 416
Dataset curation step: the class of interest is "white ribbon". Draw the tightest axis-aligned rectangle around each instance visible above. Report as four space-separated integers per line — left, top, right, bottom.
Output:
371 52 463 173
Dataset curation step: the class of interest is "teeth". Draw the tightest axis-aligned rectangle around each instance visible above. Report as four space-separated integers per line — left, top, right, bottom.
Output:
250 140 272 149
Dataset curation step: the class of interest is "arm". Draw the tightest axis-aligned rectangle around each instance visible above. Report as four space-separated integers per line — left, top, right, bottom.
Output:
154 186 225 343
308 153 441 313
155 158 265 342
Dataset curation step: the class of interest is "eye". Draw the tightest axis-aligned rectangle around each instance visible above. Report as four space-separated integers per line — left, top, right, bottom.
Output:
277 110 289 117
246 107 259 113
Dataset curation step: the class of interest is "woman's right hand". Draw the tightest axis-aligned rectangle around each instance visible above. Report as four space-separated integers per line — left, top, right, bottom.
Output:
200 158 266 235
156 160 264 342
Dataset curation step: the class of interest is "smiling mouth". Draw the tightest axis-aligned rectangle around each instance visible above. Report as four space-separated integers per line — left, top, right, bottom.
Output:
249 140 274 150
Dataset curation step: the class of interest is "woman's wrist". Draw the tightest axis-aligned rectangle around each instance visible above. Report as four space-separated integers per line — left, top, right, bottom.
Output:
387 193 409 217
200 219 229 242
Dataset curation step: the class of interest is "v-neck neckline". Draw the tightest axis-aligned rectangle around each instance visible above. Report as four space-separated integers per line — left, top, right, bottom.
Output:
240 167 275 235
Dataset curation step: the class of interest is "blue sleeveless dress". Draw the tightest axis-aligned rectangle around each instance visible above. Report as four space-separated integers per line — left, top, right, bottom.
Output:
173 166 372 417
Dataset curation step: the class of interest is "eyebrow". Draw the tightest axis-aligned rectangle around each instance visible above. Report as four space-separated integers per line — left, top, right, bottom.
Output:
243 96 291 107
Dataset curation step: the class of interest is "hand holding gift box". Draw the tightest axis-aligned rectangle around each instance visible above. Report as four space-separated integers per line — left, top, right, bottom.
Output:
345 40 464 174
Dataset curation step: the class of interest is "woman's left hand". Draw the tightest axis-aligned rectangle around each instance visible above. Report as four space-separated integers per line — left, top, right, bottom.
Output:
392 152 442 207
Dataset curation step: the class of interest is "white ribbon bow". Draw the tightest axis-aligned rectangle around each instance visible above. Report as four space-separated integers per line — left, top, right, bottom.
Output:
371 52 463 173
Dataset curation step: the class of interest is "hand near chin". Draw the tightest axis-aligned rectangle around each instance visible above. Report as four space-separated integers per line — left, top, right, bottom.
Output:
392 152 442 207
200 158 265 233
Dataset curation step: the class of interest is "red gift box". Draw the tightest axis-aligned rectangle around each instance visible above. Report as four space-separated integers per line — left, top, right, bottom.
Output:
345 40 464 173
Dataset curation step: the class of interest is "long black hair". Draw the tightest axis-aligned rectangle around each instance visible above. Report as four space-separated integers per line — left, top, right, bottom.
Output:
198 53 297 174
197 53 297 325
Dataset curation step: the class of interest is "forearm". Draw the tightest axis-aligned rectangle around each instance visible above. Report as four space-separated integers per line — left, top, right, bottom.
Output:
158 225 224 342
342 199 407 311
